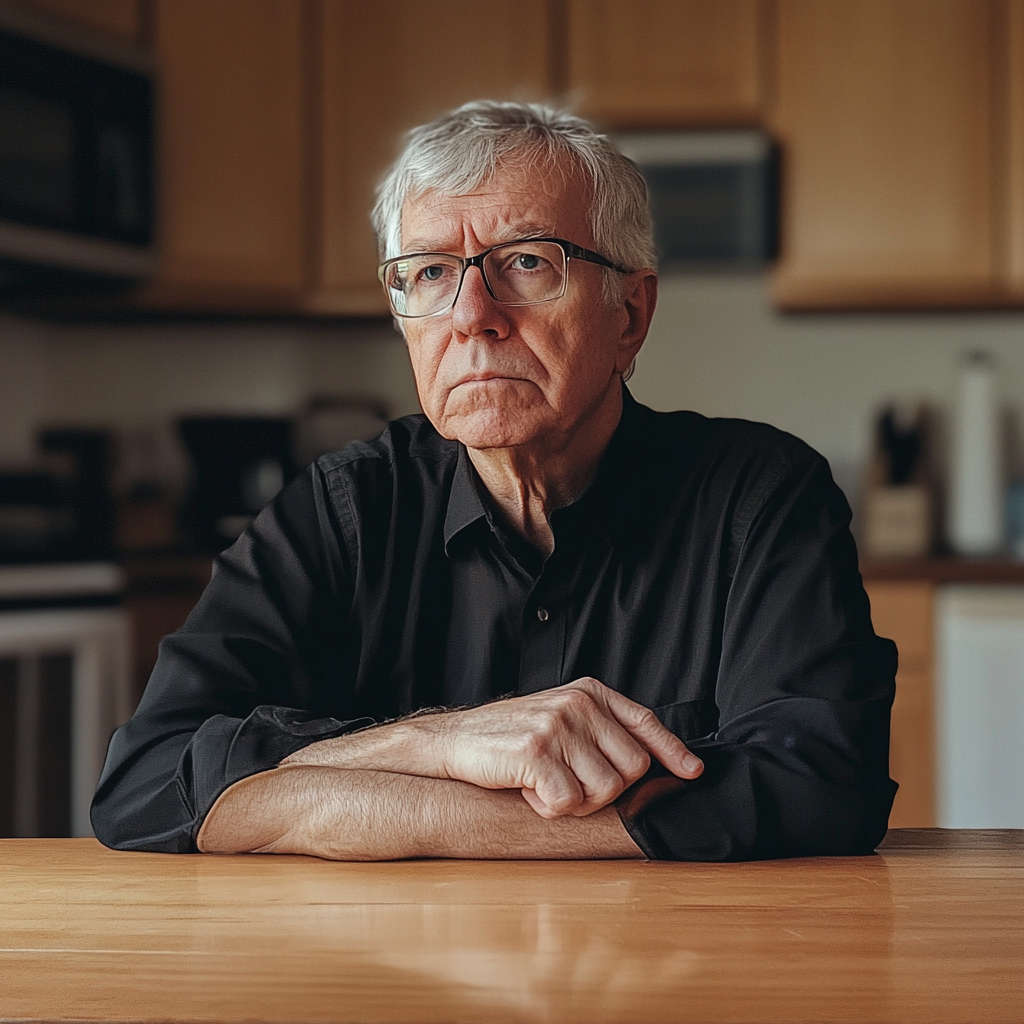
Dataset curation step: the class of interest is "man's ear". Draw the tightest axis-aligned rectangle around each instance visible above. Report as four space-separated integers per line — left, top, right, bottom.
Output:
615 270 658 375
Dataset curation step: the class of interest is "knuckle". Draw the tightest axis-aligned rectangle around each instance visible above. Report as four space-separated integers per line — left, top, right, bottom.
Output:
591 776 624 806
622 747 651 780
558 689 594 715
632 706 660 730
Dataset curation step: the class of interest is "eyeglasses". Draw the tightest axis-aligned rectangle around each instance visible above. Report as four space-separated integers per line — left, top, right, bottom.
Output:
377 237 628 319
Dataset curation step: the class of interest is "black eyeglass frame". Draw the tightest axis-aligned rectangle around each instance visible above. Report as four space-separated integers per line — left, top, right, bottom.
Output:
377 237 631 319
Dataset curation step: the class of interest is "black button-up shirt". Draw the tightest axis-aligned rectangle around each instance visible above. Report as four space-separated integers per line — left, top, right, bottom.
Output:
92 390 897 860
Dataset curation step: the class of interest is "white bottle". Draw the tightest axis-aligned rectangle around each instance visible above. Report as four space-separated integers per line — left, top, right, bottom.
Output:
948 352 1004 556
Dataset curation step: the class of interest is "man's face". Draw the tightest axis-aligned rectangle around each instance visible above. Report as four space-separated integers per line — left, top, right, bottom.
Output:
399 158 649 452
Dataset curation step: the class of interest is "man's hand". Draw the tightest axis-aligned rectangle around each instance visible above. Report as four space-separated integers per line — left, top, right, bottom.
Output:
282 677 703 818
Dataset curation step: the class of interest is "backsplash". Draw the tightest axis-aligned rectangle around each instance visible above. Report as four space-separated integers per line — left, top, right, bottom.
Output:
4 274 1024 519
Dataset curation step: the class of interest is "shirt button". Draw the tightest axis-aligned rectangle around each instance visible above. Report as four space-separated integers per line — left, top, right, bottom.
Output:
536 607 550 622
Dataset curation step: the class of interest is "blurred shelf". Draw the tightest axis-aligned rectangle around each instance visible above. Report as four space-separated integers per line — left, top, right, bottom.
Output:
861 557 1024 584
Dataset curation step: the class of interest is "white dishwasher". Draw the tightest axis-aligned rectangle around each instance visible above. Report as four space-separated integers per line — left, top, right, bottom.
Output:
936 585 1024 828
0 563 132 838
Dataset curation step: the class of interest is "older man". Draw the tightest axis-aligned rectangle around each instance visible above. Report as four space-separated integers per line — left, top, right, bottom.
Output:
92 102 897 861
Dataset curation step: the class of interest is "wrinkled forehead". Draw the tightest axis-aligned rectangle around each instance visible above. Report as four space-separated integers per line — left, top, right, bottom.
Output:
399 152 595 254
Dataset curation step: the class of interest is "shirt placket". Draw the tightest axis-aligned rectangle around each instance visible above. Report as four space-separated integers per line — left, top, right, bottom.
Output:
517 544 573 695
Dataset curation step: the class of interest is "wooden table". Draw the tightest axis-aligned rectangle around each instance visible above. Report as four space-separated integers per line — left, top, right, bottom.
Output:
1 830 1021 1024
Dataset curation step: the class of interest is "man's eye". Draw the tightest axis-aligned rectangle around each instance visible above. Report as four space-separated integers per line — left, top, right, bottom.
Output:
419 264 448 283
512 253 542 271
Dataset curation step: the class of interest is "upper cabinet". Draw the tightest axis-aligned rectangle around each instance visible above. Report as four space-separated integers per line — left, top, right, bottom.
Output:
143 0 307 310
770 0 1017 309
566 0 766 127
139 0 550 315
19 0 1024 314
1006 0 1024 300
19 0 141 44
310 1 551 314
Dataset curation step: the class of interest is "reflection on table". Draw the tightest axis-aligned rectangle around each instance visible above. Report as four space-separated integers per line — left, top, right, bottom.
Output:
1 830 1021 1023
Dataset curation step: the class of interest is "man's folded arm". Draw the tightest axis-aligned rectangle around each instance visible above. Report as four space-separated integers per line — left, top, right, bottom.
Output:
91 466 368 852
196 765 644 859
617 454 898 862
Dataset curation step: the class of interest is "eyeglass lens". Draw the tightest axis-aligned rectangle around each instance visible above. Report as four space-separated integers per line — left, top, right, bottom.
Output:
384 240 566 317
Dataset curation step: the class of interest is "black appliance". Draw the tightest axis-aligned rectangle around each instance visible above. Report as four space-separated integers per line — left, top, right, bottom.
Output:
0 3 154 298
0 428 115 563
178 416 296 552
613 130 778 268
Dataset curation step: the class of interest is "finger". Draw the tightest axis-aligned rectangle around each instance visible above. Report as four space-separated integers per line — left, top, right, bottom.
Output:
580 714 652 788
527 758 586 817
599 689 704 779
521 787 560 819
561 738 632 813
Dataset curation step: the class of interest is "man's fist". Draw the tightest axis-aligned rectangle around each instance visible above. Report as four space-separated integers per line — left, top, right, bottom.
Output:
434 677 703 817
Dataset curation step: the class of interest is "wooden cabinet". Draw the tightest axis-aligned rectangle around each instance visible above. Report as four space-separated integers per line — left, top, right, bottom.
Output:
770 0 1024 310
143 0 308 310
566 0 766 127
1005 0 1024 297
138 1 550 314
310 0 551 313
864 579 936 827
19 0 142 44
770 0 999 309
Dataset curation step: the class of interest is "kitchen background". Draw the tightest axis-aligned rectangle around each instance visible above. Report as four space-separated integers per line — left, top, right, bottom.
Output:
2 0 1023 838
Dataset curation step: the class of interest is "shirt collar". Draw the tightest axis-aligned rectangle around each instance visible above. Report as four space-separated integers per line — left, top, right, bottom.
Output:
442 384 646 556
443 444 488 554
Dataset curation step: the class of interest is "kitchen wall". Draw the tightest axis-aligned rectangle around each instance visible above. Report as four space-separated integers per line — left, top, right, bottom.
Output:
635 274 1024 509
3 273 1024 514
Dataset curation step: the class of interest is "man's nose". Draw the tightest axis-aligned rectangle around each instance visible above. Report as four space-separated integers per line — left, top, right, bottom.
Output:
451 264 510 339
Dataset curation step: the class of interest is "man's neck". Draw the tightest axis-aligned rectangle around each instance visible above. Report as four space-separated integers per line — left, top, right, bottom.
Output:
467 383 624 556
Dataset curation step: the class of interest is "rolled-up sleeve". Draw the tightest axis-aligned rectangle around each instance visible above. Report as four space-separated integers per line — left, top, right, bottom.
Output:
617 455 898 861
91 466 372 852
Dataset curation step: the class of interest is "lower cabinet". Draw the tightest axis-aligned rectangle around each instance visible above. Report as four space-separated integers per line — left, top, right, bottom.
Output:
863 579 936 827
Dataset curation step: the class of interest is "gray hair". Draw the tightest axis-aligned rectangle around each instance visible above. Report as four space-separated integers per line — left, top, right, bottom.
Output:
372 101 657 304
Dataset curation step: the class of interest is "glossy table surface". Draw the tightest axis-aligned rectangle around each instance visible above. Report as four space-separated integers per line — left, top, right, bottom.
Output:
1 830 1021 1024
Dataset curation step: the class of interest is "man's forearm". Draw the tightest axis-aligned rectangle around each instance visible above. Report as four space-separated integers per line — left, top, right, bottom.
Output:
196 765 644 860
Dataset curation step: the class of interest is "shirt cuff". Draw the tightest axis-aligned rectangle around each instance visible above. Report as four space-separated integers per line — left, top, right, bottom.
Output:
182 706 375 849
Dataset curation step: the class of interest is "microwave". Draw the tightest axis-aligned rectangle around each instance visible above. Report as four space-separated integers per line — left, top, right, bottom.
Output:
612 130 778 269
0 4 155 297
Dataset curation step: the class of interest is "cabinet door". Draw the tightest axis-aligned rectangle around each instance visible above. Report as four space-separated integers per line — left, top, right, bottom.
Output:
310 0 551 313
771 1 996 309
864 580 935 828
1004 0 1024 297
148 0 306 306
21 0 141 44
567 0 765 127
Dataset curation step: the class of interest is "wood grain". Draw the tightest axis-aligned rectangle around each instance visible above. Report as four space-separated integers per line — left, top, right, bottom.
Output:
566 0 766 127
1004 0 1024 295
1 833 1021 1023
20 0 141 43
864 581 936 828
771 0 997 309
148 0 307 302
311 0 551 311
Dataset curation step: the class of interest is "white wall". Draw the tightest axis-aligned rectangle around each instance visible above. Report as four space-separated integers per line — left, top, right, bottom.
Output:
0 313 419 492
3 272 1024 503
630 273 1024 504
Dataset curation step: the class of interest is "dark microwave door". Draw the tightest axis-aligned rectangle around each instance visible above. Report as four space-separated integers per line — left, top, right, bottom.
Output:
643 158 778 268
0 26 153 292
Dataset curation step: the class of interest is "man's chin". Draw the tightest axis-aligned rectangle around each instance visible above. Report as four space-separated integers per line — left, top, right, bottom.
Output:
436 386 550 449
437 409 548 451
